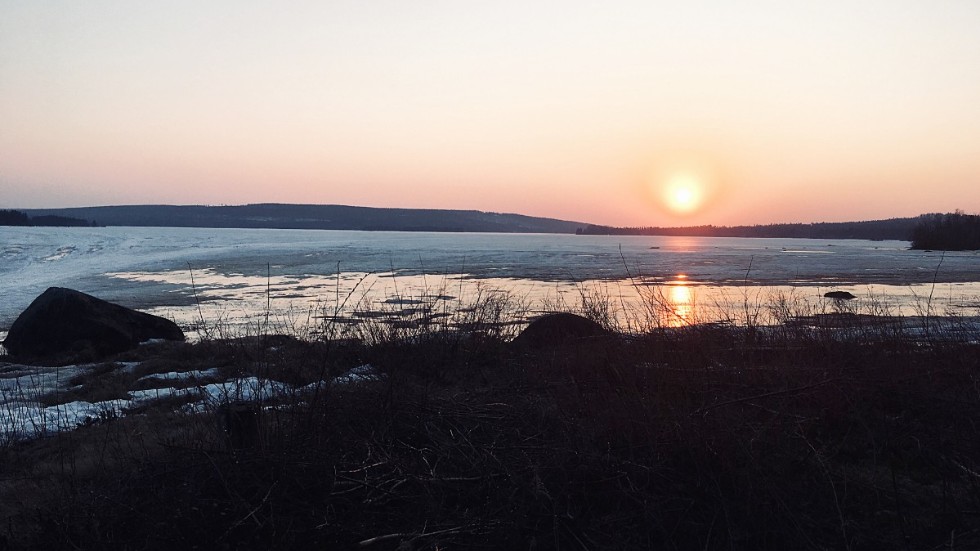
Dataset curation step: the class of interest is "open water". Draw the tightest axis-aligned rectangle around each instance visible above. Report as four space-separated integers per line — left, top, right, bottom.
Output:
2 226 979 337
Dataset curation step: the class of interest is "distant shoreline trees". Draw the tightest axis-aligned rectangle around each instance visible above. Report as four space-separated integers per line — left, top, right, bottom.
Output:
575 213 980 249
0 209 31 226
0 209 97 227
576 217 919 241
4 205 978 249
910 211 980 251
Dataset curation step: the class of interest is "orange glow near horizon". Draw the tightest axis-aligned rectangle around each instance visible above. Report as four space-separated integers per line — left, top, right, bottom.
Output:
646 155 724 222
2 3 980 224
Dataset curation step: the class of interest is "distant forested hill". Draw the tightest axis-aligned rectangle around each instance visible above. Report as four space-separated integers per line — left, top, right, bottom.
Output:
16 204 970 243
577 217 923 241
20 204 586 234
0 209 95 227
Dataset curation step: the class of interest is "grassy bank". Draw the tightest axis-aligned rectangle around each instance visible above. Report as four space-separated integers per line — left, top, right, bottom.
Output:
1 290 979 549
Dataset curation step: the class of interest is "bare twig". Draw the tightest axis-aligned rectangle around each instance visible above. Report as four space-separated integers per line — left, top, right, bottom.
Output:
358 525 466 547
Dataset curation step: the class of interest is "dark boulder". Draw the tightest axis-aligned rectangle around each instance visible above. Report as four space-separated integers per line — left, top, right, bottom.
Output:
824 291 857 300
2 287 184 359
512 313 608 349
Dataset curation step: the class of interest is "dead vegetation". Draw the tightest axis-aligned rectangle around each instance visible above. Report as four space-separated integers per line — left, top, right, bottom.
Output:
1 291 979 550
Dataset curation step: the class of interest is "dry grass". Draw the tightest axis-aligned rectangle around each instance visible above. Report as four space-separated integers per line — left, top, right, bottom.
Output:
0 286 979 549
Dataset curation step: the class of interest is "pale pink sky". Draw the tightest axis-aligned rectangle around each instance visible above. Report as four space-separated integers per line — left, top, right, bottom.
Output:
2 1 979 226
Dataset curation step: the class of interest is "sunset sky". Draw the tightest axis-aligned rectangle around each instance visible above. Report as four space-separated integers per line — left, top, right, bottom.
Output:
2 1 979 227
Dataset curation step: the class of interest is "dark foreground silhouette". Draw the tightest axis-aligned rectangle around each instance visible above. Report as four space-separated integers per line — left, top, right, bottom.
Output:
2 311 978 550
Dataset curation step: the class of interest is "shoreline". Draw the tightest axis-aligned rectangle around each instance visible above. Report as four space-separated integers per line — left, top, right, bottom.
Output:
3 226 979 334
3 275 980 338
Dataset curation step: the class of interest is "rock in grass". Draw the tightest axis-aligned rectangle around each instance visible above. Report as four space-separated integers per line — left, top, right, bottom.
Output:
512 313 608 349
2 287 184 359
824 291 857 300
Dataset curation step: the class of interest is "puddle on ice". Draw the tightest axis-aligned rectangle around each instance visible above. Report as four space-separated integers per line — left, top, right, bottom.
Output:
103 267 980 338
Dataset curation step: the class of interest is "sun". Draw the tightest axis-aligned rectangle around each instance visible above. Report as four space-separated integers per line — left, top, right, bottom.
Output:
663 173 704 214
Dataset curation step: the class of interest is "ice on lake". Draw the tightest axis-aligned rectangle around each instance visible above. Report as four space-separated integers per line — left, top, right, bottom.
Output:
1 226 979 336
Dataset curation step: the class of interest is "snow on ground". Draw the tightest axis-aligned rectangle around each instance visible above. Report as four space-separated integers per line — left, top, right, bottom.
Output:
137 368 221 383
0 363 90 397
0 359 379 443
330 363 382 385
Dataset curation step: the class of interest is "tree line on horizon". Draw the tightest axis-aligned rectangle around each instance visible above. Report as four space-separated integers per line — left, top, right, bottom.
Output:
0 209 97 228
577 212 980 250
5 205 978 250
576 217 918 240
909 211 980 251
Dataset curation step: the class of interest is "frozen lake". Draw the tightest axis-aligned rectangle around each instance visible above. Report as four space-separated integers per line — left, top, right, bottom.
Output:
2 226 979 337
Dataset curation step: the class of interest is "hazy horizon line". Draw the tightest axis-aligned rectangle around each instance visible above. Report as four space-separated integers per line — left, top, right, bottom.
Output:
5 201 957 229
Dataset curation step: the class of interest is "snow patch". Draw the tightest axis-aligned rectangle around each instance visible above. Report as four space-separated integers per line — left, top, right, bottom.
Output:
331 364 382 385
139 338 170 346
137 368 220 383
0 364 89 399
0 399 128 440
200 377 292 403
0 358 385 442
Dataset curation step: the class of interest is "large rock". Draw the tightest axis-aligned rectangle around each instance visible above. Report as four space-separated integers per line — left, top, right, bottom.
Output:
824 291 857 300
2 287 184 358
512 313 608 349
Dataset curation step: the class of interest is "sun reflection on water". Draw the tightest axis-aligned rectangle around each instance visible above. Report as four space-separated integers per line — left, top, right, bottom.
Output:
97 266 980 338
666 275 695 327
